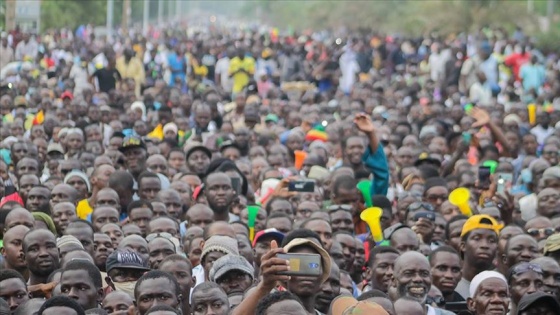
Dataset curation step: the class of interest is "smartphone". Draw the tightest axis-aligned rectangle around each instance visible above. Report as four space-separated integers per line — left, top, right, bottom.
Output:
288 180 315 192
478 166 491 190
413 211 436 222
230 177 241 195
496 172 513 194
277 253 322 277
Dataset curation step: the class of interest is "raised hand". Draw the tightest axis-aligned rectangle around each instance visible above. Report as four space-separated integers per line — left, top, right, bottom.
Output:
470 107 491 128
353 113 376 134
259 240 290 291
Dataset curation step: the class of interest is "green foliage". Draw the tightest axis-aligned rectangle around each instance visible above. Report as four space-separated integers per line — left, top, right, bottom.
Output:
536 27 560 53
41 0 106 31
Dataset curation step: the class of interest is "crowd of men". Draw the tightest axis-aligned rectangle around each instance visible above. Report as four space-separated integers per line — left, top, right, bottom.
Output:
0 20 560 315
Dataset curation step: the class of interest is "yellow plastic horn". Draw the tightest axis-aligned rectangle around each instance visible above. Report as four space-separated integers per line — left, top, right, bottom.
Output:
449 187 472 217
360 207 384 243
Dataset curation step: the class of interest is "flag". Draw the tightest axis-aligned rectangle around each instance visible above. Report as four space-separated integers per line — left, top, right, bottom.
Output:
147 124 163 140
32 110 44 125
0 177 23 208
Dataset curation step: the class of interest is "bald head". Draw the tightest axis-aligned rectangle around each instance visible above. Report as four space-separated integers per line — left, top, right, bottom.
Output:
203 221 236 239
5 208 35 230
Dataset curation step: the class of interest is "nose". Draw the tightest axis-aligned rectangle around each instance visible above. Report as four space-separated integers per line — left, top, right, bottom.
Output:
8 297 18 310
520 249 533 260
444 269 454 279
68 287 79 299
527 282 538 294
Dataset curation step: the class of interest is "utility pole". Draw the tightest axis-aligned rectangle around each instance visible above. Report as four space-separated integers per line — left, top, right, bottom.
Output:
5 0 16 31
143 0 149 35
107 0 114 35
122 0 130 35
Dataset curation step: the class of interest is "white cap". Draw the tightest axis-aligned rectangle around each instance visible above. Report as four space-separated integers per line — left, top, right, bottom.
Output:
469 271 507 297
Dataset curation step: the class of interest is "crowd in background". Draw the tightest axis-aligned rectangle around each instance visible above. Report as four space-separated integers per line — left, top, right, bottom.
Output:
0 20 560 315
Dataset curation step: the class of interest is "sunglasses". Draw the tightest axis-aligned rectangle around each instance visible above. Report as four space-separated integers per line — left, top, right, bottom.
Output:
526 228 556 237
408 202 434 212
512 263 543 276
327 204 353 213
425 194 448 202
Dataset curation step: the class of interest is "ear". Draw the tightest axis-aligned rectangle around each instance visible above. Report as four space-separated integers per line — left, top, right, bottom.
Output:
177 293 183 303
459 241 466 254
467 297 475 312
364 267 372 281
97 287 104 304
502 253 508 265
105 276 115 290
191 276 196 288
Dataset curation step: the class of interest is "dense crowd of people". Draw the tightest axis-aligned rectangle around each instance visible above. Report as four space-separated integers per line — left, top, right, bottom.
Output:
0 20 560 315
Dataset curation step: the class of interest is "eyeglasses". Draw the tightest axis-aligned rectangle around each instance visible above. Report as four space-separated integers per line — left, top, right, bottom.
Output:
512 263 543 276
327 204 353 213
407 202 434 212
527 228 556 237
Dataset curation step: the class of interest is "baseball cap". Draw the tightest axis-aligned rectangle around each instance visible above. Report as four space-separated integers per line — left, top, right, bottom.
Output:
106 249 150 273
544 233 560 255
14 96 27 107
100 105 112 112
460 214 503 237
518 291 560 312
119 135 146 153
330 295 389 315
265 114 279 123
414 152 442 167
283 238 332 284
61 91 74 100
185 143 212 160
219 140 240 153
209 254 255 283
47 143 65 155
252 228 285 247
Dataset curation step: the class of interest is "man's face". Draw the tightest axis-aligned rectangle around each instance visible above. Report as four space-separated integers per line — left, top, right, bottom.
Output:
93 165 116 189
216 270 253 295
11 144 28 163
304 220 332 251
191 287 229 315
26 187 50 212
159 192 182 220
187 207 214 229
504 235 539 269
1 226 30 270
17 158 39 177
18 174 39 201
148 238 175 269
93 233 114 271
330 210 354 234
424 186 449 212
92 207 120 232
24 230 60 278
0 278 29 312
129 207 153 236
370 252 399 292
52 203 77 234
431 252 462 296
447 219 466 252
101 224 124 249
187 151 210 175
334 234 356 270
316 263 341 313
123 148 147 174
194 108 211 129
148 218 179 237
96 190 121 210
468 278 509 315
66 226 95 256
345 137 365 165
462 229 498 270
60 269 101 310
51 184 76 206
395 256 432 303
139 177 161 201
66 133 84 152
102 291 134 315
135 278 180 315
510 271 544 305
205 174 234 214
168 151 186 170
160 260 193 302
66 176 88 198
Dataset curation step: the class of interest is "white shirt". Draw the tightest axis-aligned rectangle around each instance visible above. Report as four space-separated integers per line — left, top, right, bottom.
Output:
215 56 232 92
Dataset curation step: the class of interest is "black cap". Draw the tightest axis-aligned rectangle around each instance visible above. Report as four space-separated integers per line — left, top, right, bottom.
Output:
518 291 560 312
119 135 146 153
106 249 150 273
185 145 212 160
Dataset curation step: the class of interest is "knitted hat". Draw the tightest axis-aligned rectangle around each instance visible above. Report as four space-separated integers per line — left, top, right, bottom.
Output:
163 122 178 135
209 254 255 282
64 170 91 192
33 212 58 235
57 235 84 251
201 235 239 263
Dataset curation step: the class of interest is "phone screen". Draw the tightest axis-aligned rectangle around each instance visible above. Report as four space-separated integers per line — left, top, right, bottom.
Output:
496 172 513 193
230 177 241 195
478 166 491 189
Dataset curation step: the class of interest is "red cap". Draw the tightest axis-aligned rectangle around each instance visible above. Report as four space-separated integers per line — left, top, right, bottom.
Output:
61 91 74 100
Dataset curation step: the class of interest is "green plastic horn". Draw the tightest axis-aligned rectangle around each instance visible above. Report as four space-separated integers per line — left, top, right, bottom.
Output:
483 160 498 174
357 180 373 208
247 205 260 241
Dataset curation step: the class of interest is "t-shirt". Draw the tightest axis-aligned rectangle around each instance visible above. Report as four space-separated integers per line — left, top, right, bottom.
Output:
77 199 93 219
228 56 255 93
455 277 470 299
92 68 121 93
